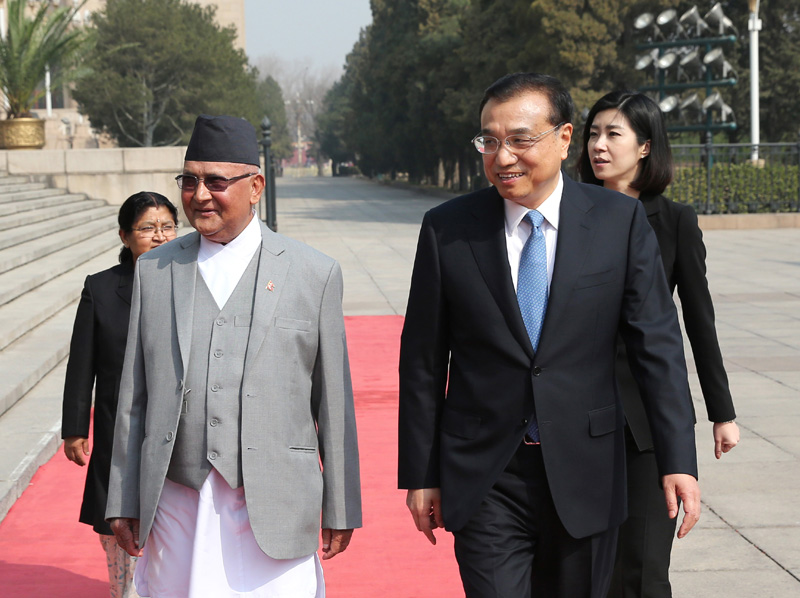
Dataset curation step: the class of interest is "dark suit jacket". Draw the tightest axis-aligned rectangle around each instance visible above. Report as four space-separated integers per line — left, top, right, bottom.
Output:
62 262 133 535
398 177 698 540
617 194 736 451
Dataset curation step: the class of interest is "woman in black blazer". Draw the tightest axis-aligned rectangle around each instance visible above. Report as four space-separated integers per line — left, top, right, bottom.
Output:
62 191 178 598
578 91 740 598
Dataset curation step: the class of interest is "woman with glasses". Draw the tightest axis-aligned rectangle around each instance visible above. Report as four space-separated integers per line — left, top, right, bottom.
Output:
578 91 739 598
62 191 178 598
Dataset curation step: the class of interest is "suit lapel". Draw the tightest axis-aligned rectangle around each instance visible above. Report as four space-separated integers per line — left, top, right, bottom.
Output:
466 187 534 360
172 233 200 377
539 177 596 352
243 221 288 379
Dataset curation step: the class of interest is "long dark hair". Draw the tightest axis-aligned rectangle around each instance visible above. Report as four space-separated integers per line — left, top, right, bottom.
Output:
578 90 673 196
118 191 179 263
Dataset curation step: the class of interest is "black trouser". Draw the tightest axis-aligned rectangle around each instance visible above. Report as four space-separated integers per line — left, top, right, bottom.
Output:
453 443 618 598
606 433 677 598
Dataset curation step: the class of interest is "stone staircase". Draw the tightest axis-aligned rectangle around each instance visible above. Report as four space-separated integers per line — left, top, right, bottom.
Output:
0 173 121 521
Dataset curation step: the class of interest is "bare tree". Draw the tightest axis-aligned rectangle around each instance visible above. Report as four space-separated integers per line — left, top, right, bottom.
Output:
255 56 337 175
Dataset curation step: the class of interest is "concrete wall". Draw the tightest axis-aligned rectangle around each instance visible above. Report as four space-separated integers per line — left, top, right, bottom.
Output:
697 213 800 230
0 147 186 206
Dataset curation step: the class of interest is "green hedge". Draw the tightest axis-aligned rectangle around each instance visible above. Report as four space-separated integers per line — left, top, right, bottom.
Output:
669 163 799 213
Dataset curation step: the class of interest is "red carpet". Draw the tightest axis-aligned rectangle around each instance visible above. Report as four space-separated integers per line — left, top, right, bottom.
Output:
0 316 463 597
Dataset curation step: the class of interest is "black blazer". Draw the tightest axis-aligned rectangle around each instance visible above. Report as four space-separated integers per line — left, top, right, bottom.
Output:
62 262 133 535
398 177 698 540
617 194 736 452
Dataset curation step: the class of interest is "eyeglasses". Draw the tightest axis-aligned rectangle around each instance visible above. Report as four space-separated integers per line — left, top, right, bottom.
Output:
175 172 258 192
132 223 178 238
472 122 565 155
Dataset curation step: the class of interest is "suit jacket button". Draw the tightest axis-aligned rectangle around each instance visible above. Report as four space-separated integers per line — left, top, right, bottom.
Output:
533 367 542 376
166 431 174 441
521 418 529 425
208 451 217 460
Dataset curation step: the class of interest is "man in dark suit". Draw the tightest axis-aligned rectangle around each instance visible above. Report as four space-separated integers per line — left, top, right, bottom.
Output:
398 73 701 597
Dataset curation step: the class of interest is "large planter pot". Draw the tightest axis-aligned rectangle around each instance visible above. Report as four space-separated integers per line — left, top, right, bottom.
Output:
0 118 46 150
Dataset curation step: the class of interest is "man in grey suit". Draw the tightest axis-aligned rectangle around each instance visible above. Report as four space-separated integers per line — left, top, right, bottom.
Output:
107 115 361 597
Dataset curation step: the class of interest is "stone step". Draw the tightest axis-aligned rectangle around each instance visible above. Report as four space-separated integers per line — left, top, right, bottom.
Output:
0 300 76 419
0 244 119 351
0 175 33 187
0 198 109 232
0 228 119 306
0 187 65 204
0 217 118 276
0 181 49 194
0 205 118 251
0 193 91 216
0 357 66 522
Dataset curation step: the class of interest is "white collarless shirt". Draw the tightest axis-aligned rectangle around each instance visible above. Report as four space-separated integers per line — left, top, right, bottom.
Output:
197 211 262 309
503 171 563 291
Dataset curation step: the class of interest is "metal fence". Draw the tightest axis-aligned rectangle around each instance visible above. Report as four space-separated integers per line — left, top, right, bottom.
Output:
669 141 800 214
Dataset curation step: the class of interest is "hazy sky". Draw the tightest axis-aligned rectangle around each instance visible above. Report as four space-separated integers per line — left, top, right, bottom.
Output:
244 0 373 74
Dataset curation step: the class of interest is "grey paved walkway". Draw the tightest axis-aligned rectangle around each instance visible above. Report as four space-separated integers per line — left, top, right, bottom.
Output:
275 176 800 597
1 175 798 596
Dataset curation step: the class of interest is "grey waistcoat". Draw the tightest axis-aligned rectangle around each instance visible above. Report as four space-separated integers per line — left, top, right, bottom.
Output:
166 251 259 490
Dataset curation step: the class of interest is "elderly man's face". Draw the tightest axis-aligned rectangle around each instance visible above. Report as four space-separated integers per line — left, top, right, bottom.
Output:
480 91 572 210
180 161 265 244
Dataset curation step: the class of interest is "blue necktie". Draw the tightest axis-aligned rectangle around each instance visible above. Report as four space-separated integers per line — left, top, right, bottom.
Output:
517 210 548 443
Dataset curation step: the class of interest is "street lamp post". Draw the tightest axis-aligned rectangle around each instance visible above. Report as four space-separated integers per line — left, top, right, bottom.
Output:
748 0 762 161
260 116 277 232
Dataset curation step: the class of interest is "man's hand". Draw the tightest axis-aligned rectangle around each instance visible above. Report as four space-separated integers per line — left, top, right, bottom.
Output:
110 517 143 557
63 436 90 466
713 421 740 459
321 528 354 560
406 488 443 545
662 473 700 539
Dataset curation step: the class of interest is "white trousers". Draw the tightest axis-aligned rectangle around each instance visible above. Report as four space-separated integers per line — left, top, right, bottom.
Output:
134 469 324 598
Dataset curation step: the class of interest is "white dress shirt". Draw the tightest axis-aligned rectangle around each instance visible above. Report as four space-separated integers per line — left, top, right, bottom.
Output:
198 211 262 309
504 171 563 291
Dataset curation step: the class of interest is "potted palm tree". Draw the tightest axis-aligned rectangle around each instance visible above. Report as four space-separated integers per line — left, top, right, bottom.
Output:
0 0 91 149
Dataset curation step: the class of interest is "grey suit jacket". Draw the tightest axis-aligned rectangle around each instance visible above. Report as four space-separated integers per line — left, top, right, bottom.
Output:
106 220 362 559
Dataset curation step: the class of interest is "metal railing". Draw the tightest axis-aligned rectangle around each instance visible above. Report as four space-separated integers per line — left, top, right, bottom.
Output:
669 140 800 213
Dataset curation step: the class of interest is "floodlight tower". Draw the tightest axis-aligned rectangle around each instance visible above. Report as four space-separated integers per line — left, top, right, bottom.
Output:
634 4 738 139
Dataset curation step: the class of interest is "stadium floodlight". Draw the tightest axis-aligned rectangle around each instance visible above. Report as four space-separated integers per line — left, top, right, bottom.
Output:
634 12 662 40
635 53 654 70
655 51 679 71
705 2 738 35
658 95 680 114
680 92 702 112
634 12 654 29
679 49 706 79
679 92 704 123
679 6 709 37
702 91 735 122
656 9 685 38
703 47 737 79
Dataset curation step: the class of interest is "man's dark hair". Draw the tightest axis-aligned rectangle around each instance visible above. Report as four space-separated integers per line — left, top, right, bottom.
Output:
478 72 574 126
578 90 673 196
118 191 179 263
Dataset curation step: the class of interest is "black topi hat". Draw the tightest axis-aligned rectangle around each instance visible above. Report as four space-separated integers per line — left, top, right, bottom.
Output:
185 115 260 166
